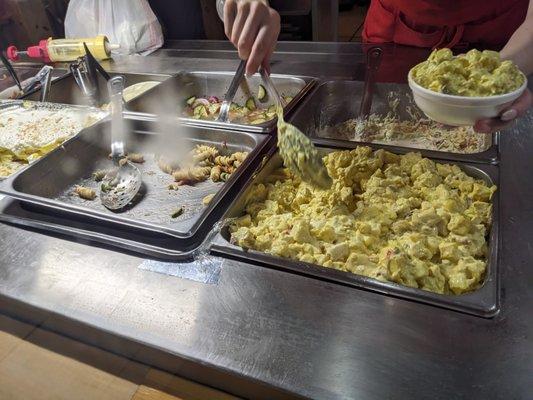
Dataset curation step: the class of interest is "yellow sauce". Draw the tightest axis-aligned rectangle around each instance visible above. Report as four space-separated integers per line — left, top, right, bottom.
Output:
230 147 496 295
411 48 524 96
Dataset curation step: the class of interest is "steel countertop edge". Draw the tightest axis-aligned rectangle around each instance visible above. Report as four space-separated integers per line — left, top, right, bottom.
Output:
0 42 531 400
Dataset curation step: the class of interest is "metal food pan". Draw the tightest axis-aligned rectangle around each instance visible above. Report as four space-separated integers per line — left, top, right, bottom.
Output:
0 100 108 180
125 71 317 133
0 119 270 251
0 197 199 260
22 71 171 107
211 143 500 318
288 80 499 164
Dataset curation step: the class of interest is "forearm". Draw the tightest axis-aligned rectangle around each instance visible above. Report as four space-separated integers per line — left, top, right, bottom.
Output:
501 1 533 75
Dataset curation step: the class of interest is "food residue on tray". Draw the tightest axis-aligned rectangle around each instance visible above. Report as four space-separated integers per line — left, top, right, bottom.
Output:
411 48 524 96
230 146 496 295
202 193 215 205
92 169 108 182
74 185 96 200
0 103 105 177
183 85 293 125
322 91 490 154
171 206 184 218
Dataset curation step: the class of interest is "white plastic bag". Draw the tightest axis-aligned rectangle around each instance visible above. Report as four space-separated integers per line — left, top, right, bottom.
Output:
64 0 163 55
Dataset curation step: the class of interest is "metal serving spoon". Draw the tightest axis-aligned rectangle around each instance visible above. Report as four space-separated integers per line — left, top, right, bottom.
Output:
100 76 142 210
260 68 332 189
217 59 246 122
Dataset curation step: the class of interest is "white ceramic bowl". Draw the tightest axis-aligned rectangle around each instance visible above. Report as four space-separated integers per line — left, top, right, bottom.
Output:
408 69 527 126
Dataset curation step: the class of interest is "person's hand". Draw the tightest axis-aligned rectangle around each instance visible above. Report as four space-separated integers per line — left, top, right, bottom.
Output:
223 0 280 76
474 88 532 133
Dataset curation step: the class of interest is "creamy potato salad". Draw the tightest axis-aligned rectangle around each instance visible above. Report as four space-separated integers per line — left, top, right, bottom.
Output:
411 48 524 96
230 146 496 295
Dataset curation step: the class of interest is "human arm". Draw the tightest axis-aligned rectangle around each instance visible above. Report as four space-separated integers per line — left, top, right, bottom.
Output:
219 0 280 76
475 1 532 133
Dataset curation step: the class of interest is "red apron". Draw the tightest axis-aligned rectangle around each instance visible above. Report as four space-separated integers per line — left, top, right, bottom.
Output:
363 0 529 50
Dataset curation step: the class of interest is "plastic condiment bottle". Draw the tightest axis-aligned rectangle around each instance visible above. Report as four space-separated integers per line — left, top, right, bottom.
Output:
7 35 119 62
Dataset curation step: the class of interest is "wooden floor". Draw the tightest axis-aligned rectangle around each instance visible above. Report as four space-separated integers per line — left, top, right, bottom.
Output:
0 314 240 400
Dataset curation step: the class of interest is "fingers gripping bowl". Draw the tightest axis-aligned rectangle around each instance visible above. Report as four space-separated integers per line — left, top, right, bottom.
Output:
408 49 527 126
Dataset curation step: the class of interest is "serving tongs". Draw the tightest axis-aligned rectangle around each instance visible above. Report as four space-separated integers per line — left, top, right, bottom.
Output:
260 67 332 189
217 59 246 122
100 76 142 210
23 65 53 102
70 43 111 107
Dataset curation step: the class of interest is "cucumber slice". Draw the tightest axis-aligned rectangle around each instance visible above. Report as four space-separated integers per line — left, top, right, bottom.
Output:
257 84 268 102
245 97 256 111
186 96 196 106
193 105 208 118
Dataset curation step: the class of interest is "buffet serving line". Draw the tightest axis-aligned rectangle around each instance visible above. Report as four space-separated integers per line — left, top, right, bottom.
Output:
0 41 531 400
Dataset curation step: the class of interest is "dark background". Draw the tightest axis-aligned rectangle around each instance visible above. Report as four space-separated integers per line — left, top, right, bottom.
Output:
0 0 370 50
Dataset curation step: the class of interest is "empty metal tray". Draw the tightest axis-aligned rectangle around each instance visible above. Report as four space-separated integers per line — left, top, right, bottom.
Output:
0 119 270 252
211 142 500 318
22 72 171 107
125 71 316 133
288 81 499 163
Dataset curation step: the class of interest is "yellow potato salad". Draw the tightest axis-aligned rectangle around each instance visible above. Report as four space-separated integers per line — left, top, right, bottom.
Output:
230 146 496 295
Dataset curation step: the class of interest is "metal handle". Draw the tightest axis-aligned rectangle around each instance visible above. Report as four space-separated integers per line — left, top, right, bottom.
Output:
217 59 247 122
0 51 22 90
39 67 53 103
359 46 383 118
260 67 286 110
107 75 126 159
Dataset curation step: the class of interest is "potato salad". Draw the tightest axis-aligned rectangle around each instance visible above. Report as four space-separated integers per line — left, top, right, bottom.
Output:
411 48 524 96
230 146 496 295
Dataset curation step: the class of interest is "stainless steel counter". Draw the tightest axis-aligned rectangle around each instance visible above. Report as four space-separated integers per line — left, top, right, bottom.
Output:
0 42 531 400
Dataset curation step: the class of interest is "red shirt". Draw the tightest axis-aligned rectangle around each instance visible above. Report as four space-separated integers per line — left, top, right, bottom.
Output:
363 0 529 50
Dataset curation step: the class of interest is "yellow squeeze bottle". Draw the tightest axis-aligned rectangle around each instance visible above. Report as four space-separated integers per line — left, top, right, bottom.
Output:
7 35 119 62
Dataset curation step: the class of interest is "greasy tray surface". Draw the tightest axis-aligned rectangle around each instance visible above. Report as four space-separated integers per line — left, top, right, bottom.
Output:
22 72 171 107
0 119 268 250
288 81 499 163
0 197 198 260
125 71 316 133
0 100 108 179
212 144 500 318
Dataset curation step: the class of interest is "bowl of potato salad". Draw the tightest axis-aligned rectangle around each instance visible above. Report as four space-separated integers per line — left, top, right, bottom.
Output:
408 48 527 126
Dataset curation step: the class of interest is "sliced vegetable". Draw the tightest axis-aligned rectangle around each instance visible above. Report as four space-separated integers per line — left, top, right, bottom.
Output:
245 97 256 111
257 85 267 102
251 118 267 125
171 206 184 218
186 96 196 106
193 105 208 118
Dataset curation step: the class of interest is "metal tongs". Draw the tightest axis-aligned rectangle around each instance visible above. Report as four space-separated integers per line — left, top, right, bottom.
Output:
23 65 53 102
70 43 111 107
217 59 247 122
